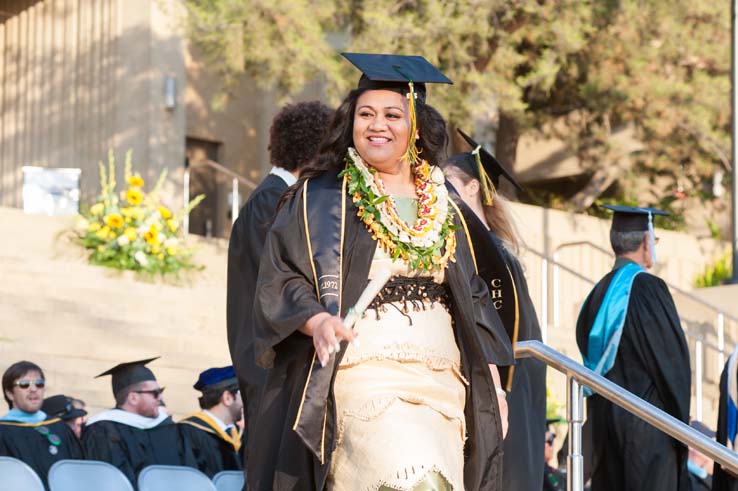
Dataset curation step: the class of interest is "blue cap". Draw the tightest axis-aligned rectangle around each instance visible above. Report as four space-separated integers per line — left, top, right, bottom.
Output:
193 366 237 392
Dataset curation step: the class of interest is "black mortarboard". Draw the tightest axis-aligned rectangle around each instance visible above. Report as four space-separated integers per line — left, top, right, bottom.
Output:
95 357 159 397
546 417 563 428
451 129 523 194
342 53 452 167
42 395 87 421
601 204 669 232
342 52 452 103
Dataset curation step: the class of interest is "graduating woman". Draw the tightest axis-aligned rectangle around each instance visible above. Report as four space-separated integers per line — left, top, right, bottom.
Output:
442 130 547 491
247 53 513 491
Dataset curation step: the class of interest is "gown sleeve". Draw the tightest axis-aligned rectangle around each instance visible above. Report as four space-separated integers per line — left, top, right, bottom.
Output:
252 185 327 369
469 270 514 366
626 274 691 423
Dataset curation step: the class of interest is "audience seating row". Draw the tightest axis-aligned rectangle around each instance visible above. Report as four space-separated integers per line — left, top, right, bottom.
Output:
0 457 244 491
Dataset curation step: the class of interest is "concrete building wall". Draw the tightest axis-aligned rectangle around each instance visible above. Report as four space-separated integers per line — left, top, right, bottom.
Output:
0 0 185 210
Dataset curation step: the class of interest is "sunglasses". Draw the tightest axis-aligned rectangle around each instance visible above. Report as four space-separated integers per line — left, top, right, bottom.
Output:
134 387 165 398
14 379 45 389
546 435 556 445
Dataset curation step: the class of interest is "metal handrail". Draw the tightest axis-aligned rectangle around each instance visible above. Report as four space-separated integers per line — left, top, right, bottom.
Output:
183 159 258 234
524 242 736 409
515 340 738 491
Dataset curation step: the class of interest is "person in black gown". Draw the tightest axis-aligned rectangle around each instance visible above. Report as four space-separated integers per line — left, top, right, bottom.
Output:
575 205 691 491
82 358 190 488
247 53 512 491
41 394 87 439
179 366 243 477
226 101 333 463
543 419 566 491
442 129 547 491
0 361 83 489
713 349 738 490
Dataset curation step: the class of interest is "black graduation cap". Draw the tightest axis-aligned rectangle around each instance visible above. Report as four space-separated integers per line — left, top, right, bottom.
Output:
547 417 563 428
601 204 669 232
453 129 523 193
95 357 159 397
341 52 453 103
42 395 87 421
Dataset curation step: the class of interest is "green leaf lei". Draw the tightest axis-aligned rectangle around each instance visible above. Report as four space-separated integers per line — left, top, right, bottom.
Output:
339 152 458 272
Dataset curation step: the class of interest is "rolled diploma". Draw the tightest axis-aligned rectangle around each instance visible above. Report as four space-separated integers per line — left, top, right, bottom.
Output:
342 267 392 330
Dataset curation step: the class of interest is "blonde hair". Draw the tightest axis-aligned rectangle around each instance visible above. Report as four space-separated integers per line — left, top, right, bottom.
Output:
445 165 522 255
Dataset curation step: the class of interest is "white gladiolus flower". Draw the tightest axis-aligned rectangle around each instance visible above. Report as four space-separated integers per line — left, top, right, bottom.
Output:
164 237 179 248
134 251 149 267
117 235 130 247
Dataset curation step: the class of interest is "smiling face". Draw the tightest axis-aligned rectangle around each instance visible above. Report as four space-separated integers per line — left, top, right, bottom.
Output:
5 370 45 413
352 90 412 173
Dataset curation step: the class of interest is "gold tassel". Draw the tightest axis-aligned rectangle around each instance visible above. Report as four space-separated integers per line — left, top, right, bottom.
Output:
472 145 497 206
403 82 420 166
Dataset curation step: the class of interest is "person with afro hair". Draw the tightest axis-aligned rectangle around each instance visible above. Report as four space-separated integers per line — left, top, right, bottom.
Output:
226 100 333 468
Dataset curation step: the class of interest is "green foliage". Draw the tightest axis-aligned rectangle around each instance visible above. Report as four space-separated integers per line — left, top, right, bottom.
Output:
694 250 733 288
180 0 730 216
72 150 205 279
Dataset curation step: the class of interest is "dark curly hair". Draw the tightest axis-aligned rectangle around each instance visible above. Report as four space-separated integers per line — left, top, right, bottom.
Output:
281 89 448 205
269 101 334 172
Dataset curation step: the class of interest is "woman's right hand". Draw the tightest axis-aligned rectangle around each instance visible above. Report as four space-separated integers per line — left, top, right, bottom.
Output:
302 312 358 367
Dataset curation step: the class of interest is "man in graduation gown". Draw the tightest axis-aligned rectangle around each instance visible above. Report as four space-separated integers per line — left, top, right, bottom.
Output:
713 349 738 490
226 101 333 460
575 205 691 491
443 130 547 491
82 358 191 488
1 361 83 489
179 366 243 477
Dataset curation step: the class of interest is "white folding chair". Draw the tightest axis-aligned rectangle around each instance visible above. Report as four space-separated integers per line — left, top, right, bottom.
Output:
48 459 134 491
212 470 245 491
0 456 45 491
138 465 216 491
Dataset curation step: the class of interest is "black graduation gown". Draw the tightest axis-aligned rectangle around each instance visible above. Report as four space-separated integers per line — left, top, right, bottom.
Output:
575 264 691 491
712 359 738 490
247 171 514 491
0 418 83 489
543 464 566 491
178 414 242 478
449 193 547 491
227 173 288 453
81 416 190 488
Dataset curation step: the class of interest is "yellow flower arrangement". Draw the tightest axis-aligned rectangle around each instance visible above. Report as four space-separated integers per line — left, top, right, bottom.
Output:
126 188 143 205
128 175 144 188
105 214 124 229
72 149 204 277
158 206 172 219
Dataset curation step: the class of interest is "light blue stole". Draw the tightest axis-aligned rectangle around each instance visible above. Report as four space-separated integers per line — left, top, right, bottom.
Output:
0 409 47 423
583 261 645 396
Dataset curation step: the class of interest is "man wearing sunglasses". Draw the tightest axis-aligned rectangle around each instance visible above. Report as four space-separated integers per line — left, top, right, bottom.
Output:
0 360 83 488
82 357 192 487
